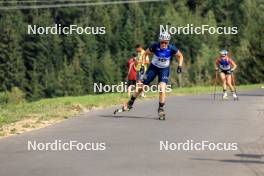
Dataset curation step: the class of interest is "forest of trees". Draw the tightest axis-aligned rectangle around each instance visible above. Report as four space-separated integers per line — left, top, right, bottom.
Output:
0 0 263 100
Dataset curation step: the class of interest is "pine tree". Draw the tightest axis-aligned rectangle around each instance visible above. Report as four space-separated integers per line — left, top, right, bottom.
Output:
0 12 26 92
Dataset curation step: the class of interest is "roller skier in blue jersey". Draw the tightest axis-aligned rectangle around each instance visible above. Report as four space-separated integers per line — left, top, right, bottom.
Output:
214 50 238 100
114 32 184 120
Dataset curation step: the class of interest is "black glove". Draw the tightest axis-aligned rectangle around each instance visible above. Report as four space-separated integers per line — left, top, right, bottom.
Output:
140 65 145 74
227 70 233 74
177 66 183 74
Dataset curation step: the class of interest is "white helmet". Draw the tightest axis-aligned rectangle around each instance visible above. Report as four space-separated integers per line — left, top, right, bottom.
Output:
159 32 171 41
220 49 228 56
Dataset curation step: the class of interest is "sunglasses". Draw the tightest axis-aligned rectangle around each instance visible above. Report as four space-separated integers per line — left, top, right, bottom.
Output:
160 41 169 45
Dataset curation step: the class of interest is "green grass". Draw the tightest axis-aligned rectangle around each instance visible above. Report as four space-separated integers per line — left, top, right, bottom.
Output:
0 84 262 128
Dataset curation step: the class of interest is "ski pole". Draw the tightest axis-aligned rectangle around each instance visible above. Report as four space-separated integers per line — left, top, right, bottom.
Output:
231 72 237 94
213 70 218 100
178 73 182 88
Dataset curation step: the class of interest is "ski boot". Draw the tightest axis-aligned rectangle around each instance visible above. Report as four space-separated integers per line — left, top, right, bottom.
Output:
232 92 239 101
158 107 166 120
222 92 229 100
113 99 134 115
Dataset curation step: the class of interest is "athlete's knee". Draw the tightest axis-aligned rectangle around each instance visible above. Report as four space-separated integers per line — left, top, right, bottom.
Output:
136 86 143 93
158 82 167 93
227 81 232 87
226 78 232 85
222 78 227 84
136 81 143 88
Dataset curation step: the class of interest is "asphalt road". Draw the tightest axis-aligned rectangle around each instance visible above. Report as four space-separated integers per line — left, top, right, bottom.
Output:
0 89 263 176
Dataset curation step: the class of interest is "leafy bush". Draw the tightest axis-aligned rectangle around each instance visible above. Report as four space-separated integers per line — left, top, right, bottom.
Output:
7 87 26 104
0 87 26 105
0 92 8 104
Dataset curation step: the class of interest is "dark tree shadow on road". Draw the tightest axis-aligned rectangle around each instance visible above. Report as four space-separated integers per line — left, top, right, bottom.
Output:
191 157 264 164
237 93 264 97
235 154 264 159
191 155 264 176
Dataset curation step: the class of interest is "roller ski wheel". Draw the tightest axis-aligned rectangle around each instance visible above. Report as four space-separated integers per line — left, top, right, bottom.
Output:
113 102 133 115
113 107 124 115
222 95 229 100
113 107 130 115
234 97 239 101
158 108 166 120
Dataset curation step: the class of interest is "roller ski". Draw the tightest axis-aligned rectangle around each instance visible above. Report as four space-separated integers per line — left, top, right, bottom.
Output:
222 92 229 100
113 106 131 115
232 92 239 101
222 92 239 101
113 99 134 115
158 107 166 120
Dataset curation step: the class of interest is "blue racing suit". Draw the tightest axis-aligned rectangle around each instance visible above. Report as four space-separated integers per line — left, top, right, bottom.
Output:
143 43 178 85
